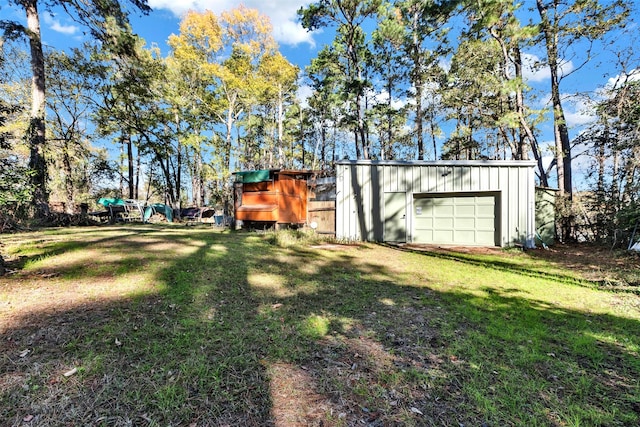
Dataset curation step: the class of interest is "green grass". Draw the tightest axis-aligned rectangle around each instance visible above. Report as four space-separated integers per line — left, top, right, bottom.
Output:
1 225 639 426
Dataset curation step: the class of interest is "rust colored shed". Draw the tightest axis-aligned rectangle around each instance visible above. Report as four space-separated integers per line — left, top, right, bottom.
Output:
233 169 313 228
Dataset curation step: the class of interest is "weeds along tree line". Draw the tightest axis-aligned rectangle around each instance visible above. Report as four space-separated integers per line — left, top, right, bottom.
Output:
0 0 638 245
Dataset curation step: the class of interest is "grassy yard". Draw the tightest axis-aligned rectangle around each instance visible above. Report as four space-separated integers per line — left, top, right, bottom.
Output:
1 226 639 426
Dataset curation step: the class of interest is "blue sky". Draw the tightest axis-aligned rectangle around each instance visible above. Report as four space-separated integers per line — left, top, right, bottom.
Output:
2 0 639 186
3 0 635 130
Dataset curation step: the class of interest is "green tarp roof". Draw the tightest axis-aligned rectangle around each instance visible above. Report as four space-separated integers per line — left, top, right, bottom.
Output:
97 197 125 207
234 169 272 183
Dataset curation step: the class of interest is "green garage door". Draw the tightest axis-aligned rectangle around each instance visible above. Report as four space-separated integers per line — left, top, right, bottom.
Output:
413 194 498 246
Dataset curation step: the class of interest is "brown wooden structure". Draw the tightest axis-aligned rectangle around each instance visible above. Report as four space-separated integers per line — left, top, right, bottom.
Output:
233 169 314 228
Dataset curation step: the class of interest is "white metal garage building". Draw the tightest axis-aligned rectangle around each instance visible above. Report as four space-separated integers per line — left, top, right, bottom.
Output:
335 160 537 248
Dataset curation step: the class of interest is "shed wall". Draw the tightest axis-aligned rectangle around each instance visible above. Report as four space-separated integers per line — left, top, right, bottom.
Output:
336 161 536 247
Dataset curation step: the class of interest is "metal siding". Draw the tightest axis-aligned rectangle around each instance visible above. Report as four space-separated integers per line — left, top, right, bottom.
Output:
517 167 525 244
443 167 451 191
390 166 398 192
413 167 422 194
490 167 499 191
424 167 433 192
363 164 374 241
525 166 536 247
340 164 350 239
358 165 366 240
383 165 393 192
335 165 345 239
360 164 370 240
509 167 518 245
498 167 509 246
455 166 471 191
335 161 535 247
340 164 353 240
519 167 529 245
470 167 481 191
372 165 384 241
451 167 459 191
384 192 407 241
535 188 556 245
428 167 437 192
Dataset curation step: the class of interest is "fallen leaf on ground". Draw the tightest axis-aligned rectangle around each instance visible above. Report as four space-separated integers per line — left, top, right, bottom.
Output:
63 367 77 377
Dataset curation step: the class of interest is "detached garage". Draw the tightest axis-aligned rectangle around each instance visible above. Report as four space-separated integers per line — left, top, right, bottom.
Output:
335 160 537 248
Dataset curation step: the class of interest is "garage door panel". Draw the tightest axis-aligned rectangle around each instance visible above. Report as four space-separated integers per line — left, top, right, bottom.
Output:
477 204 495 216
434 205 454 216
456 205 475 216
454 230 477 241
457 220 476 230
476 217 494 228
415 217 433 229
434 230 454 242
413 194 498 246
434 218 454 229
477 230 495 242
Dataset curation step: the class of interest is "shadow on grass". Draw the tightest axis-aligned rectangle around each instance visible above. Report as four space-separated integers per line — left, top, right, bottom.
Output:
1 228 639 426
3 225 164 272
390 243 601 287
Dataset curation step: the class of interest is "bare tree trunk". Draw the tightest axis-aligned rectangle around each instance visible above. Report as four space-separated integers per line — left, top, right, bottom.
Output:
126 133 134 199
62 139 74 214
415 81 424 160
595 122 607 240
25 0 48 216
384 75 393 160
277 87 285 167
536 0 572 198
512 47 528 161
176 138 182 208
514 47 549 187
321 122 327 170
491 30 549 186
355 75 368 160
299 107 306 168
135 153 140 200
354 126 361 160
119 143 124 196
225 101 234 173
198 150 205 206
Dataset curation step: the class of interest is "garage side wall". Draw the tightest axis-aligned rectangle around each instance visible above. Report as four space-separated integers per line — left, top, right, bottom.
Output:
336 161 536 247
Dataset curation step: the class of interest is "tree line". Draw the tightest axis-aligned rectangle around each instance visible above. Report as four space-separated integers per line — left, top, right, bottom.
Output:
1 0 638 244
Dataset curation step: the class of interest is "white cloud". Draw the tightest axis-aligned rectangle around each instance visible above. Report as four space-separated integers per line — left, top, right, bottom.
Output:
522 53 574 83
537 92 596 128
438 58 451 73
44 14 78 36
369 89 407 110
605 68 640 90
564 95 596 127
147 0 316 46
565 108 595 127
297 84 313 108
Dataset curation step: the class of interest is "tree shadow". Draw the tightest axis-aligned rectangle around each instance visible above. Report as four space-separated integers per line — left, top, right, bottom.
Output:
2 225 164 272
1 228 639 426
388 242 608 288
